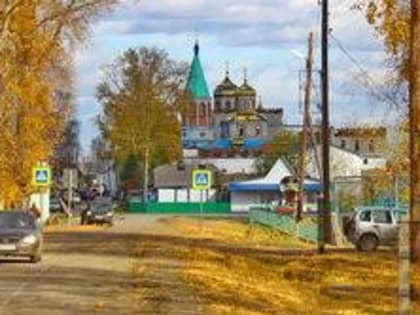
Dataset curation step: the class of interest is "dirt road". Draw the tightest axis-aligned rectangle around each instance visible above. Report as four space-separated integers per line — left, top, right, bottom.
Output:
0 215 204 315
0 214 415 315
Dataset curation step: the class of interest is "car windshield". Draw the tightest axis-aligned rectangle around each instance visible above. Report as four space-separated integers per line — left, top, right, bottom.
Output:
0 212 35 229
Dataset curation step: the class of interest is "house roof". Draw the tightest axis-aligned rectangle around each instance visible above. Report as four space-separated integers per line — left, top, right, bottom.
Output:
186 41 211 100
154 164 194 188
154 163 217 188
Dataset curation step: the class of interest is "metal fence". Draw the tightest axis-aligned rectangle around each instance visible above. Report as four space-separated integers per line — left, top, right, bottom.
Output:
249 207 318 243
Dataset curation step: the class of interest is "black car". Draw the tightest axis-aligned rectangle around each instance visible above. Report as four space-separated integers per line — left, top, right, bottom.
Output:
81 202 115 225
0 211 43 262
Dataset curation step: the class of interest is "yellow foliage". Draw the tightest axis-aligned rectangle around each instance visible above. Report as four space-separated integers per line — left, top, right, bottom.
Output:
131 217 420 314
359 0 410 78
97 47 188 167
0 1 119 206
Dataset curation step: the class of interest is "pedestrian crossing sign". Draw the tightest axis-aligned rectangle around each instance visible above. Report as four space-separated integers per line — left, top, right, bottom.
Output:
32 166 51 187
192 169 212 190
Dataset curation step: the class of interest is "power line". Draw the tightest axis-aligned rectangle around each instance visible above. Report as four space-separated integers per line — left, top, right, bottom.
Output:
329 32 403 109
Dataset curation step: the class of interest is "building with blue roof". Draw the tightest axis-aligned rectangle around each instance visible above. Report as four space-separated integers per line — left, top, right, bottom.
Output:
229 159 321 213
182 41 284 155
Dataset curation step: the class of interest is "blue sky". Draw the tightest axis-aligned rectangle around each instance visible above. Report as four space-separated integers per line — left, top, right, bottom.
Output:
75 0 394 150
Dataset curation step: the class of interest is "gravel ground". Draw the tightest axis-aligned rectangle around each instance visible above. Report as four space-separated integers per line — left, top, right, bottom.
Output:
0 214 204 315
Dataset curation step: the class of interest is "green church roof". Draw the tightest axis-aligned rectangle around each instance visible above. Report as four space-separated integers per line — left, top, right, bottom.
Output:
186 42 211 100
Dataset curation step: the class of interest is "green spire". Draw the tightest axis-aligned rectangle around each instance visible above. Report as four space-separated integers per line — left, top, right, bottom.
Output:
186 41 211 100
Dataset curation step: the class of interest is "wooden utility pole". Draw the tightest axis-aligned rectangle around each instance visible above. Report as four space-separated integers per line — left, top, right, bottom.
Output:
297 32 314 222
410 0 420 262
399 3 420 314
320 0 333 252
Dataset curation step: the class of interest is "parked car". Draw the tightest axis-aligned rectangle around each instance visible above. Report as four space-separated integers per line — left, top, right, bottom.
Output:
0 211 43 262
49 196 63 213
81 202 115 226
343 206 407 251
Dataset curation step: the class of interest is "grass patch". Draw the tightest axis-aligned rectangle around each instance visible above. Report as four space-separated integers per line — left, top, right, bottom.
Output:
129 217 420 314
160 216 312 250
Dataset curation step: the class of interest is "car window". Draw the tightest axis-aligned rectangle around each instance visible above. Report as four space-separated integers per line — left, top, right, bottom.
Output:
373 210 393 224
0 212 35 229
359 210 371 222
394 211 408 223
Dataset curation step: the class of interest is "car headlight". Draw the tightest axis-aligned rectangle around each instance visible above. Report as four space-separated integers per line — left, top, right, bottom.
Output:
21 235 37 245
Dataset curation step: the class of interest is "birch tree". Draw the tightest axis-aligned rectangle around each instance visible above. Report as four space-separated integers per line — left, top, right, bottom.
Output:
97 47 189 178
0 0 119 206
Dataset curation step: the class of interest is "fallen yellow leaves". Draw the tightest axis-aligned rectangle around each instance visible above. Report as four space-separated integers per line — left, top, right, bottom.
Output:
160 217 420 314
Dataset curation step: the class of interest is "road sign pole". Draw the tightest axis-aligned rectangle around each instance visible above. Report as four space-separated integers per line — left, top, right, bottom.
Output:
67 170 72 225
39 189 44 221
200 190 203 232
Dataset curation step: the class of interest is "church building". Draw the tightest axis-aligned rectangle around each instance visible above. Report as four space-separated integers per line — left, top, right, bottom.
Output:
182 41 284 155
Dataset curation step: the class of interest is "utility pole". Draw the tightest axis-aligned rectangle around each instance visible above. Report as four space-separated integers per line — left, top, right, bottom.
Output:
398 2 419 314
320 0 333 252
297 32 314 222
410 0 420 261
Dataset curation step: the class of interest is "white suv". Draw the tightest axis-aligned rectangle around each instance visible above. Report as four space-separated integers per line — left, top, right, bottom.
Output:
343 207 407 251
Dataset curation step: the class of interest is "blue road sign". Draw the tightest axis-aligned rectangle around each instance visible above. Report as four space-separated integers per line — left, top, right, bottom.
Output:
192 170 212 190
32 167 51 187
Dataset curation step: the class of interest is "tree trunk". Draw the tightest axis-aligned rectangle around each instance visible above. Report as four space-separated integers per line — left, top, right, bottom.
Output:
410 0 420 262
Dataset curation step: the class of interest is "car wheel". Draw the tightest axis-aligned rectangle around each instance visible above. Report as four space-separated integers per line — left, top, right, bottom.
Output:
357 234 379 252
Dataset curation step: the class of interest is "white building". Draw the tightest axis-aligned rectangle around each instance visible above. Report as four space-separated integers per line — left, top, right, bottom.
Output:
229 159 320 213
307 144 387 180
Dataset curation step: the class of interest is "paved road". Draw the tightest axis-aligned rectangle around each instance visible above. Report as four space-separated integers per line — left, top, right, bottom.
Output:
0 215 203 315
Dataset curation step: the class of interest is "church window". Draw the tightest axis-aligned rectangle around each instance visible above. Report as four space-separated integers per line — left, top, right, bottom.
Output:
239 125 245 137
220 121 229 138
215 100 221 111
200 102 206 115
226 100 231 110
355 140 360 152
369 140 375 153
341 139 346 148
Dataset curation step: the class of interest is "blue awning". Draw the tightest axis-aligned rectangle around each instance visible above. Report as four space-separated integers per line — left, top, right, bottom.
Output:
243 138 265 149
196 142 213 150
229 182 279 192
229 181 321 193
214 139 232 149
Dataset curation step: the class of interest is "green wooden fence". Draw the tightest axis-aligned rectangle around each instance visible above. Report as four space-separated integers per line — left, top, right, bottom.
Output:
128 201 231 214
249 207 318 243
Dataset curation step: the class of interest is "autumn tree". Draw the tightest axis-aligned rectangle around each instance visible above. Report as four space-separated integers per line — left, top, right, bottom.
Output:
355 1 420 259
0 1 120 207
97 47 189 194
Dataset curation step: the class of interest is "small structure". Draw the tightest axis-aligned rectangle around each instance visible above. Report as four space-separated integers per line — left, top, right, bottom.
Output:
229 159 320 213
